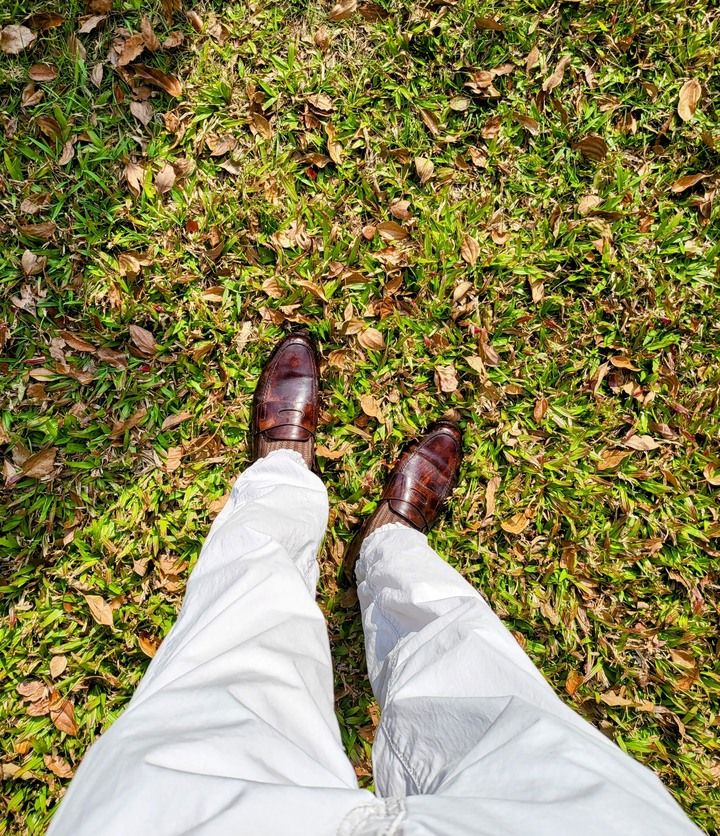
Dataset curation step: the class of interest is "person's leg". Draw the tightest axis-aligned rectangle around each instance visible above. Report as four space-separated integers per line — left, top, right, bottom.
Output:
50 333 378 836
356 523 702 835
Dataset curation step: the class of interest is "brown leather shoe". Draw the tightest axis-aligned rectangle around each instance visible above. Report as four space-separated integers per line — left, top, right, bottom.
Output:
344 420 462 583
252 333 319 469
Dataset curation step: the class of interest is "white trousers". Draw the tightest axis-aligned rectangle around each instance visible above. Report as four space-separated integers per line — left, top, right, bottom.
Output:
49 451 700 836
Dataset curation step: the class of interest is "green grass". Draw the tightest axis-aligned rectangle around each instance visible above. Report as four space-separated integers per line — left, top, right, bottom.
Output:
1 0 719 831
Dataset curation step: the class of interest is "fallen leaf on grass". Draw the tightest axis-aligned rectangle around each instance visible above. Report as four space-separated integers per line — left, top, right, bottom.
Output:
130 324 157 355
21 448 57 478
84 594 114 627
44 754 73 778
475 15 504 30
17 680 45 701
703 465 720 487
460 234 480 266
435 364 459 393
325 122 342 163
484 475 501 518
419 108 440 136
609 355 638 370
624 434 660 451
415 156 434 185
37 116 62 139
125 161 145 197
578 194 602 215
77 15 106 35
566 671 584 695
141 16 160 51
677 79 701 122
110 407 148 439
21 250 46 276
250 110 272 140
329 0 357 21
513 113 539 135
50 698 78 736
186 10 204 32
358 328 385 351
161 411 192 431
0 25 37 55
389 199 411 220
597 448 632 470
154 162 176 194
138 632 161 657
19 220 57 240
28 64 58 82
377 221 407 241
97 347 128 368
542 55 571 93
49 655 67 678
166 446 183 472
132 65 182 97
360 394 383 420
670 173 708 194
130 100 154 126
117 32 145 66
501 513 530 535
533 397 548 422
25 12 65 29
573 135 608 161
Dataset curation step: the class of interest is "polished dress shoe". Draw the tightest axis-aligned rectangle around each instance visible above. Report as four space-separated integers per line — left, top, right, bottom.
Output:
344 420 462 582
252 333 319 469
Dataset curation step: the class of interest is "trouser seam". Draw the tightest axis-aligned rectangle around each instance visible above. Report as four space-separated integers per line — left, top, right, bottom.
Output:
378 719 423 795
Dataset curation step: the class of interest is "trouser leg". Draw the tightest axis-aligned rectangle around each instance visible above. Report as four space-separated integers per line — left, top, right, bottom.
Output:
356 523 702 836
49 450 372 836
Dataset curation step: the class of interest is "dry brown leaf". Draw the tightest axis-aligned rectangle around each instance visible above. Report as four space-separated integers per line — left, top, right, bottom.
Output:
526 45 540 72
20 193 51 215
186 10 203 32
166 446 183 472
453 281 473 302
542 55 571 93
29 63 58 82
566 671 583 696
129 324 157 355
316 445 345 460
670 173 707 194
19 220 57 240
484 475 500 518
77 14 106 34
138 632 161 657
58 140 75 165
132 64 182 97
677 78 701 122
358 328 385 351
415 156 434 185
161 411 192 431
377 221 408 241
533 397 548 422
449 96 470 111
578 195 602 215
49 655 67 678
90 63 104 87
419 108 440 136
59 330 95 351
460 234 480 266
359 394 383 420
466 355 485 375
597 448 631 470
97 347 129 369
37 115 62 139
624 434 660 451
475 15 504 31
141 16 160 51
435 364 459 393
22 447 57 478
329 0 357 21
163 30 185 49
478 334 500 367
130 100 154 126
389 199 411 221
703 465 720 487
609 355 638 370
21 250 47 276
111 406 147 439
85 594 114 627
50 698 78 736
528 276 544 303
325 122 342 164
250 110 272 140
501 513 530 535
573 134 608 161
0 25 37 55
513 113 539 135
117 32 145 66
44 753 74 779
25 12 65 29
154 162 176 194
125 161 145 197
17 680 46 701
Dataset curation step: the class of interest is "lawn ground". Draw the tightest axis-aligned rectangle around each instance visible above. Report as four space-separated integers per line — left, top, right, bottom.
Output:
1 0 719 832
